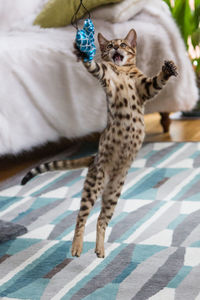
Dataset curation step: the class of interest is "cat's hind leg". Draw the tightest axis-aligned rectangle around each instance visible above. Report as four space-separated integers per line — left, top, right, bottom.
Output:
71 164 105 257
95 172 126 258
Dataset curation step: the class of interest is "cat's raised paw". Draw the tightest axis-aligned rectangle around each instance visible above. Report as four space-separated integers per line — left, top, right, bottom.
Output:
73 42 86 62
162 60 178 78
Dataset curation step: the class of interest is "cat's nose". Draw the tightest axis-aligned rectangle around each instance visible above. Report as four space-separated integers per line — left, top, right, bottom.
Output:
113 45 119 50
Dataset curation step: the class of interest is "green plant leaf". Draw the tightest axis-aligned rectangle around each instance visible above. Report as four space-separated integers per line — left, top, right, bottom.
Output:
194 0 200 29
195 58 200 73
192 58 200 75
191 28 200 48
195 0 200 11
172 0 195 47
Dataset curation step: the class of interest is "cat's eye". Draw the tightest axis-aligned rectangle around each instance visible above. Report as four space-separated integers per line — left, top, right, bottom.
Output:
120 43 127 48
107 43 113 49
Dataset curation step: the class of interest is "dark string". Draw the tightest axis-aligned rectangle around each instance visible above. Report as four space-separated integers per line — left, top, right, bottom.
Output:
71 0 91 30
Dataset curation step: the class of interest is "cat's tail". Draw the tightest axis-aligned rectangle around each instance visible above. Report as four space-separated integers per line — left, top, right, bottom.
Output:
21 155 95 185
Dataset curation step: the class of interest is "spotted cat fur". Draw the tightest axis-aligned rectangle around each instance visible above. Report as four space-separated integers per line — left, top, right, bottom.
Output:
21 29 178 258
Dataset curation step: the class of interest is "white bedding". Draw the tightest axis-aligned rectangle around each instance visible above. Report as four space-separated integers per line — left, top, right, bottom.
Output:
92 0 170 22
0 0 198 156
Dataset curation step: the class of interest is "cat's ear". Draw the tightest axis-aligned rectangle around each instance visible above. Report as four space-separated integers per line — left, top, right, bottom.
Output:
98 33 109 51
124 29 137 48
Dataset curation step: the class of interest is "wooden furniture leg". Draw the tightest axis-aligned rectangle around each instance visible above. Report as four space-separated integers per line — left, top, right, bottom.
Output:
160 112 171 133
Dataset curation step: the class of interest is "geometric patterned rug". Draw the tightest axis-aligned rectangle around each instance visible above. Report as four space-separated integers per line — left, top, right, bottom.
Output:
0 142 200 300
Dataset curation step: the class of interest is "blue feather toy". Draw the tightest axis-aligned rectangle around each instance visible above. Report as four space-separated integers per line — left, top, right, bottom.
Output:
71 0 96 62
76 19 96 62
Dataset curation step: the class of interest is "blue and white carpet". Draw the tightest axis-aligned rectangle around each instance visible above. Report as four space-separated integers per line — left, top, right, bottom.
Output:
0 142 200 299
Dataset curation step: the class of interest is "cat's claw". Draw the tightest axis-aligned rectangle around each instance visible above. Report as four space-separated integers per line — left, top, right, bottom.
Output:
162 60 178 77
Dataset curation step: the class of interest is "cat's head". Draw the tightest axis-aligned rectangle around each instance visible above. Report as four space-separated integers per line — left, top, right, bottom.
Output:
97 29 137 66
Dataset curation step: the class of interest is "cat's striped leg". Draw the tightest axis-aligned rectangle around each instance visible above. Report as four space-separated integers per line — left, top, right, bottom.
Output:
74 42 105 81
136 60 178 101
83 60 107 82
71 165 105 257
95 173 126 258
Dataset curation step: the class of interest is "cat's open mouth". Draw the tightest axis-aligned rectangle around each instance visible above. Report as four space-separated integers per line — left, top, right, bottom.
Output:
112 52 124 63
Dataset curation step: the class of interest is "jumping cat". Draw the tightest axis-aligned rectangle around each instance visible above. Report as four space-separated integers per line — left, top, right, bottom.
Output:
21 29 178 258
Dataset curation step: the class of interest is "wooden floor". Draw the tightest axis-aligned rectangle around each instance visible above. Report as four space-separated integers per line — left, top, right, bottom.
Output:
1 113 200 183
145 113 200 142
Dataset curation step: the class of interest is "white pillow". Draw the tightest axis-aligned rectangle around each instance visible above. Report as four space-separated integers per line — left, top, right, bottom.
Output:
92 0 170 23
0 0 46 30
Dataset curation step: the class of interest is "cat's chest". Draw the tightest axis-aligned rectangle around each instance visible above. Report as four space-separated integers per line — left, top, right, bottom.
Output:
108 72 136 97
106 72 140 116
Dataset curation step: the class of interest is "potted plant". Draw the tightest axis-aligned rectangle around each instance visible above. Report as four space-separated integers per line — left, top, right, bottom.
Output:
163 0 200 116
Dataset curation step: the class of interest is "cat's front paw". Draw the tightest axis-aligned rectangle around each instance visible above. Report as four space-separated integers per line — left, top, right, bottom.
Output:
73 42 86 62
162 60 178 78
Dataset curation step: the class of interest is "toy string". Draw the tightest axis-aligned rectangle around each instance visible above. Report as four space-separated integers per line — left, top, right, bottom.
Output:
71 0 91 30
